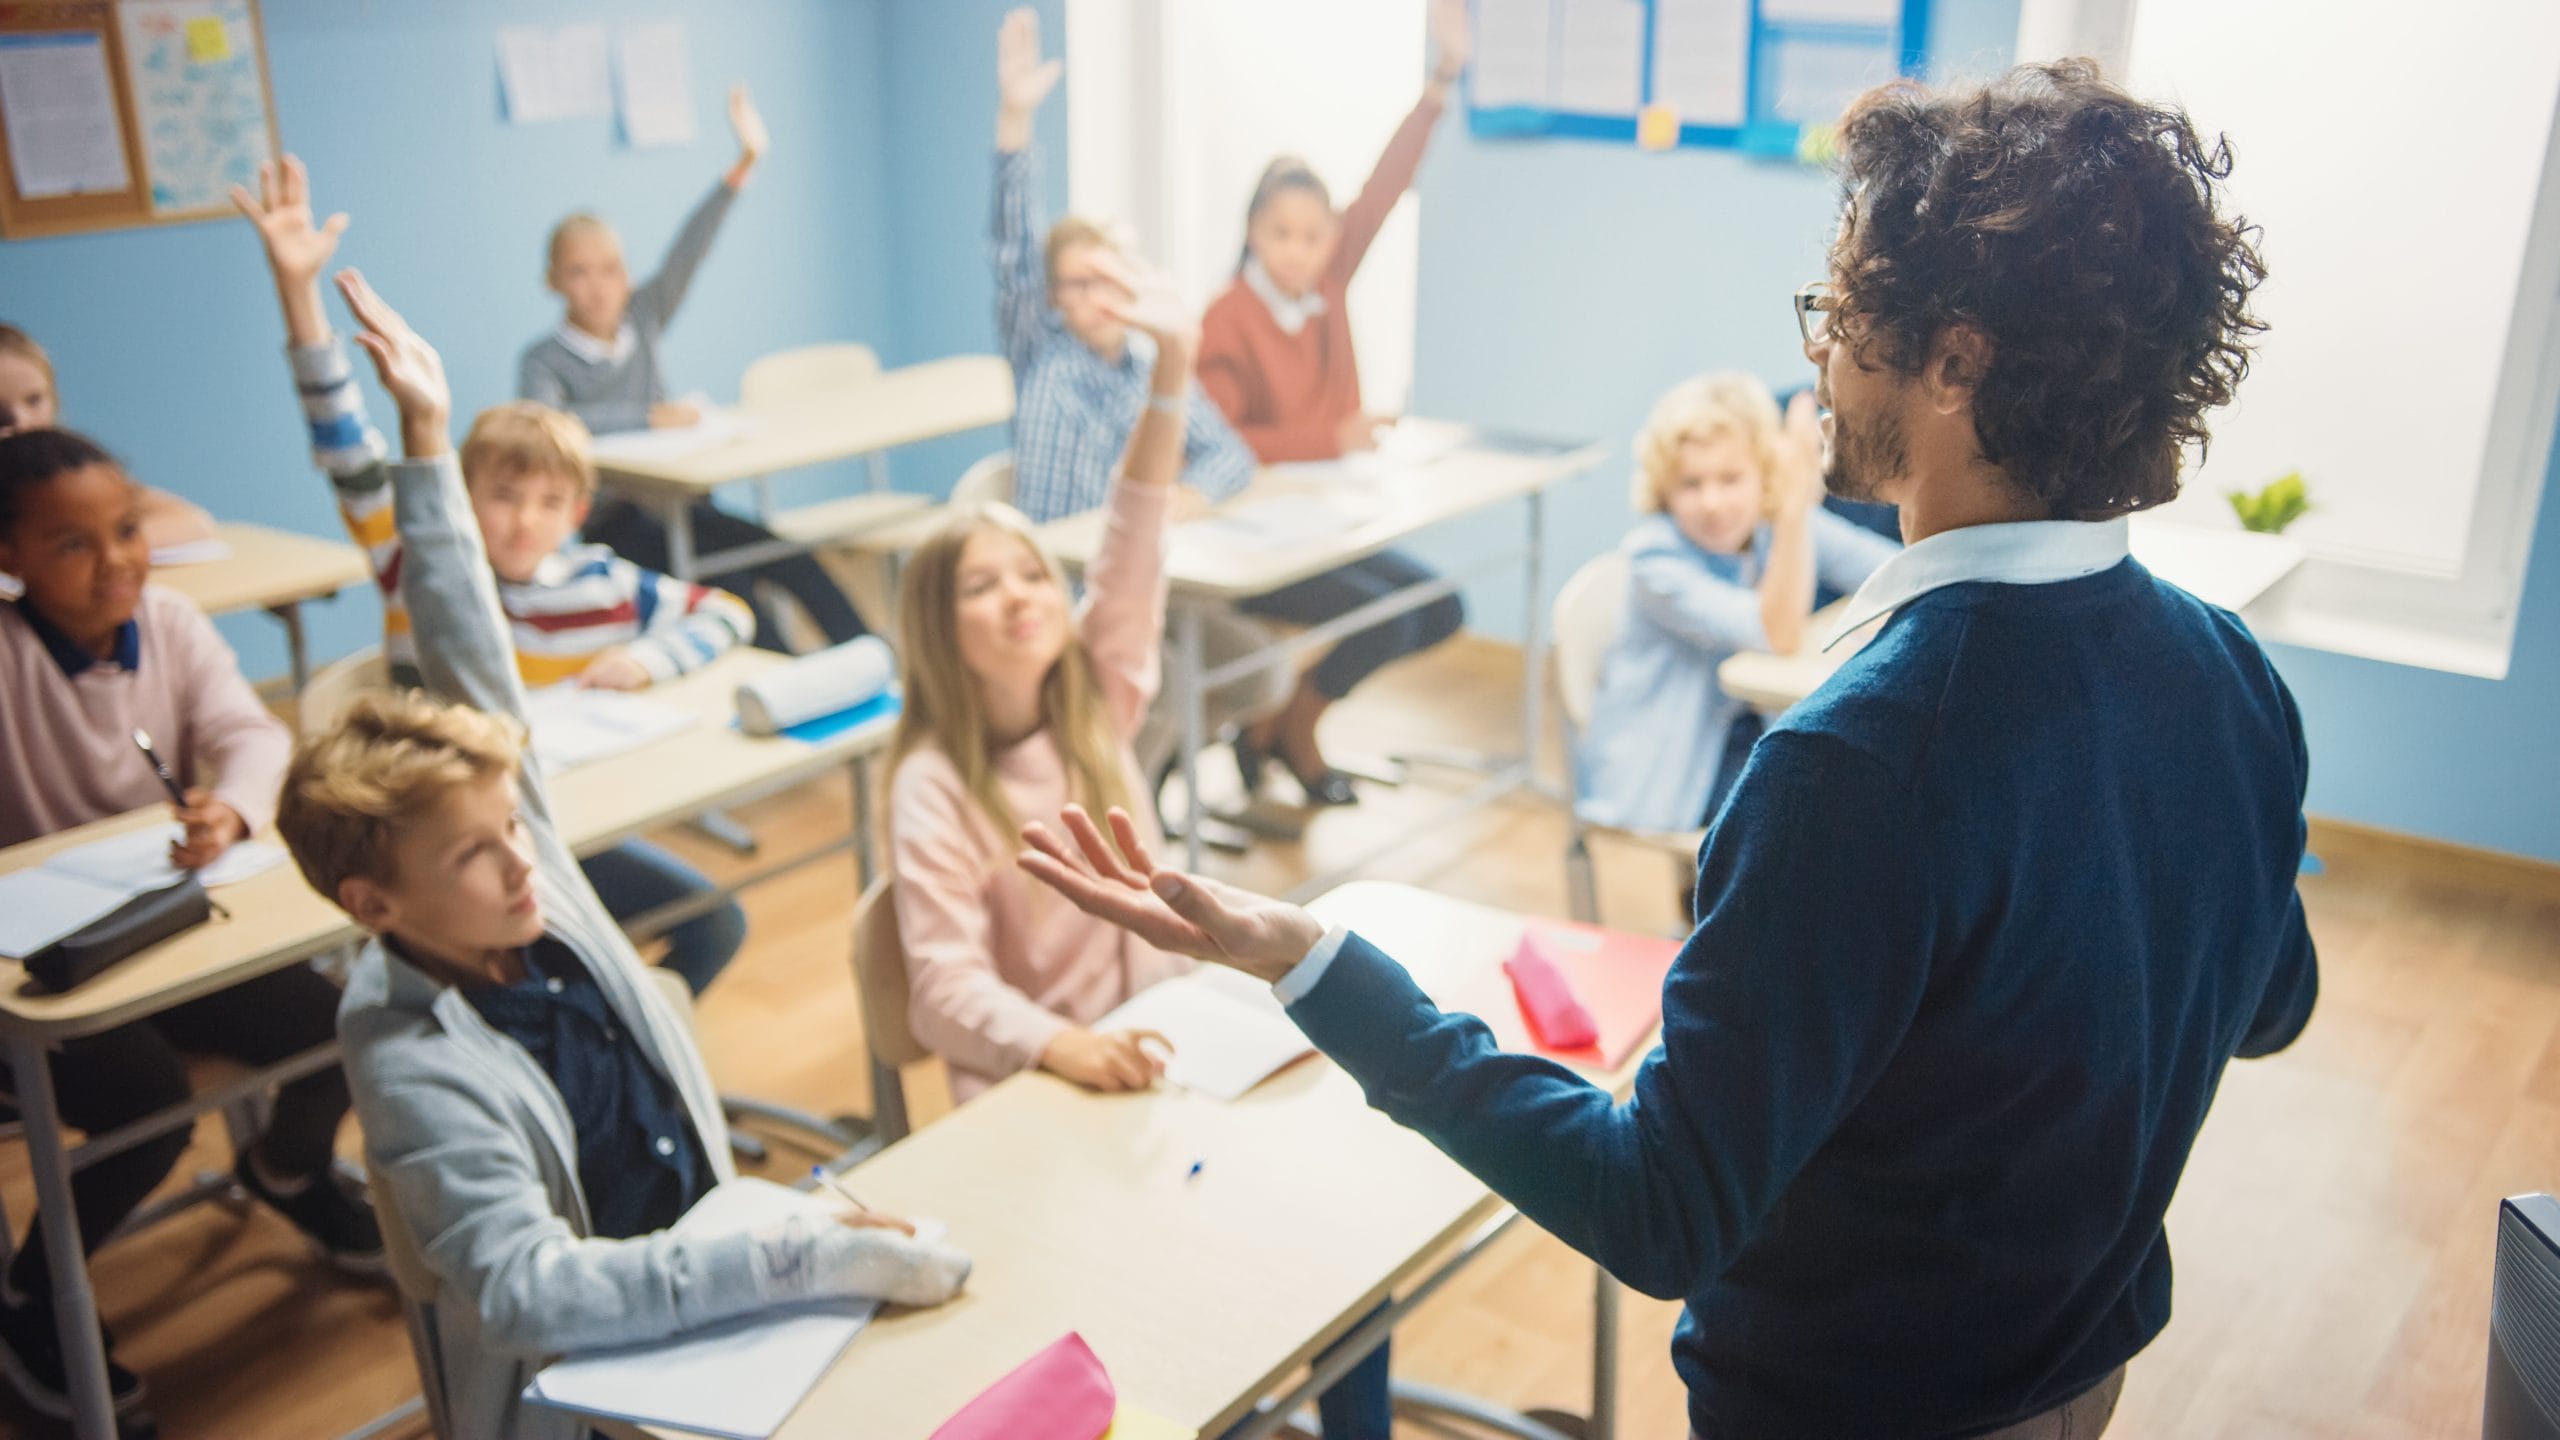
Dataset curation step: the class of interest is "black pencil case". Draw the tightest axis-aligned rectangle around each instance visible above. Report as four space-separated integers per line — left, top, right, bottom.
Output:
23 877 212 992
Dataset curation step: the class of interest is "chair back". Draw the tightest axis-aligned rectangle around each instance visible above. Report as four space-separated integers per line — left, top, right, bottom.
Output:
1551 550 1630 737
948 452 1016 512
299 643 390 734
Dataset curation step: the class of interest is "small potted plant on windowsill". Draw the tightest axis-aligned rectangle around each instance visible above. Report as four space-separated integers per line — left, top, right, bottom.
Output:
2227 471 2312 535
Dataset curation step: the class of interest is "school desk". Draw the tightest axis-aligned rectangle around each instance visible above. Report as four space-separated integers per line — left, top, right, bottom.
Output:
153 522 372 692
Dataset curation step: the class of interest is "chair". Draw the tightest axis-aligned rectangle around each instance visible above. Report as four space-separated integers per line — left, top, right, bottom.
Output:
298 643 390 734
738 343 884 414
947 451 1015 511
848 878 936 1151
368 966 697 1440
1551 550 1708 928
2486 1192 2560 1439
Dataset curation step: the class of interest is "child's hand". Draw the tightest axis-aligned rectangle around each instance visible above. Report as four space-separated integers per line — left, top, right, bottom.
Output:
834 1211 917 1238
1168 487 1213 523
575 649 653 691
1776 390 1826 521
1335 411 1388 454
1429 0 1472 85
726 86 768 186
230 155 348 288
169 789 247 870
649 400 704 429
334 269 452 459
1087 251 1195 355
1037 1026 1172 1092
995 7 1062 149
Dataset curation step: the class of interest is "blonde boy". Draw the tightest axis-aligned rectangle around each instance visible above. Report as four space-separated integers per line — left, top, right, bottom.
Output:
278 267 966 1440
236 155 753 994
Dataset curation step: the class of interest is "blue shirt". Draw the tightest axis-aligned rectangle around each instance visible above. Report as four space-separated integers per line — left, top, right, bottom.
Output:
463 938 714 1241
1575 510 1899 832
991 148 1256 523
1283 520 2319 1439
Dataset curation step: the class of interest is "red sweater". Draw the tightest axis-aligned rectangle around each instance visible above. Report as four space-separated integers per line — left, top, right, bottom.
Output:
1200 93 1445 463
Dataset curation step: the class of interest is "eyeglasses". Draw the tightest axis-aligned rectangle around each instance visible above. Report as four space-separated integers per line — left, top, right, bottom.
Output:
1794 282 1836 346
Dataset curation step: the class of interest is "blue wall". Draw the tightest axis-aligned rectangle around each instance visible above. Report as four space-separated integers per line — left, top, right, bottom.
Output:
0 0 898 677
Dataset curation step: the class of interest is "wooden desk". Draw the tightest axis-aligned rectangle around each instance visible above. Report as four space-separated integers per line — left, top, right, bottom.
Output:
0 648 895 1440
588 355 1014 581
153 522 372 691
752 881 1654 1440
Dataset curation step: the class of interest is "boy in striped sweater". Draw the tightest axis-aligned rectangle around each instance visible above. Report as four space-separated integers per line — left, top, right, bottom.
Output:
239 156 751 995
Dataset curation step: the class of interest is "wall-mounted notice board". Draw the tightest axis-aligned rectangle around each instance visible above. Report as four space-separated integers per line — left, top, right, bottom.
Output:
1467 0 1932 156
0 0 277 239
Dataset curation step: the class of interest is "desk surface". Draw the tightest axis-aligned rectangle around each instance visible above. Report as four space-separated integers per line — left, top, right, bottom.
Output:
1716 600 1867 716
1036 438 1605 601
0 650 891 1040
590 356 1015 495
155 522 372 620
758 880 1653 1440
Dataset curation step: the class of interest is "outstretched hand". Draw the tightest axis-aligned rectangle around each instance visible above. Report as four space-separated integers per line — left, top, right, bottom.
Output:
231 155 348 288
1017 806 1324 985
334 269 451 459
1085 250 1195 355
1777 390 1826 519
995 7 1062 151
727 85 768 186
1429 0 1472 83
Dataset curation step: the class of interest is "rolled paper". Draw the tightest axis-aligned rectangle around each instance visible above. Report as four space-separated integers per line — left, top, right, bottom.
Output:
734 634 895 736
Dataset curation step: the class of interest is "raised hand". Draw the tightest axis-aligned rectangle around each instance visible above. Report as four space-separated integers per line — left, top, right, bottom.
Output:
1086 250 1195 355
231 154 348 344
334 269 451 459
1429 0 1472 84
1777 390 1826 519
1018 806 1324 985
995 7 1063 151
727 85 769 187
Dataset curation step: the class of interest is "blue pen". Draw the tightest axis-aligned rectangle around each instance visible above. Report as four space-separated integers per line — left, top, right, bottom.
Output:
810 1165 876 1217
1186 1158 1206 1183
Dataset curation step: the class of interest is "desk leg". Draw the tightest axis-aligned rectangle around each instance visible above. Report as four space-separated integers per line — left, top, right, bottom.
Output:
8 1031 117 1440
1176 605 1207 872
270 600 311 694
1522 488 1550 793
663 496 698 581
850 754 876 888
1592 1264 1620 1440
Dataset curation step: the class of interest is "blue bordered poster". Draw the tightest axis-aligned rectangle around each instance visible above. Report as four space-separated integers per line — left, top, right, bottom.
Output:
1467 0 1933 155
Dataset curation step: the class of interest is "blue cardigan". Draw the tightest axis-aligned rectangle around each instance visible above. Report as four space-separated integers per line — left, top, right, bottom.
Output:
1576 511 1899 832
1290 558 2318 1439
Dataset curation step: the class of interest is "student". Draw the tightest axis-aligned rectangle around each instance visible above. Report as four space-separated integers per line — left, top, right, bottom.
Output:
0 425 380 1423
237 157 749 996
887 245 1394 1440
284 267 969 1440
517 86 871 655
0 322 219 553
1577 374 1898 835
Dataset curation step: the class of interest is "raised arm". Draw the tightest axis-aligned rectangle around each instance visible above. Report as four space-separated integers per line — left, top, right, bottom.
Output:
1072 252 1186 735
628 86 759 333
1329 0 1468 286
991 7 1064 378
1754 394 1827 655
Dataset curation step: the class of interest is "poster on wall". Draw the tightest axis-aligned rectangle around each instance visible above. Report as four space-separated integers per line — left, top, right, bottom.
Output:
0 31 132 199
117 0 272 212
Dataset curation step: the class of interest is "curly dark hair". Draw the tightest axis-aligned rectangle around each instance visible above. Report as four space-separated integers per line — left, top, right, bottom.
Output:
1831 59 2267 519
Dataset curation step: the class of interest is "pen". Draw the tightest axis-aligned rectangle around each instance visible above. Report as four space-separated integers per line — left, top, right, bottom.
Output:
132 729 189 809
809 1165 876 1217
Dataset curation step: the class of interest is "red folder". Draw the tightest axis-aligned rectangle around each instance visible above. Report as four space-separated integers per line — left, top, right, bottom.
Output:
931 1332 1117 1440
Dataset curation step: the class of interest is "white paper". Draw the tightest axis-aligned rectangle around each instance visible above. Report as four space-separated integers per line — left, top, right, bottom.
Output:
1470 0 1557 109
118 1 272 212
0 32 131 200
2126 516 2306 613
1098 968 1313 1102
1179 493 1388 552
526 1179 942 1440
523 685 700 775
615 21 696 149
585 405 758 466
1650 0 1752 128
0 869 134 960
149 537 232 566
36 823 287 896
1762 0 1901 26
1552 0 1647 117
497 24 612 125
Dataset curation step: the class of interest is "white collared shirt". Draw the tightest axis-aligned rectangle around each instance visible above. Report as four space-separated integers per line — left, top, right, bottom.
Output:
1823 516 2130 651
1241 255 1328 337
554 319 637 367
1278 515 2134 1006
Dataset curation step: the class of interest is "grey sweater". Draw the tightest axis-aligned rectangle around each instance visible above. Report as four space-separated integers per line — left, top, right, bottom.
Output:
518 180 738 435
338 452 964 1440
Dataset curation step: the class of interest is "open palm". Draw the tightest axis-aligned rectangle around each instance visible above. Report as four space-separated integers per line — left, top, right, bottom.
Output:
229 155 346 286
333 269 450 432
997 7 1063 115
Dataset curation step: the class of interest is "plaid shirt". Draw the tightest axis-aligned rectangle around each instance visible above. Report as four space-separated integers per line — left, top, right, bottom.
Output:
993 148 1255 523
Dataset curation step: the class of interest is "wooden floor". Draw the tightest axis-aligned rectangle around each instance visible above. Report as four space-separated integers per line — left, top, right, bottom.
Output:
1 636 2554 1439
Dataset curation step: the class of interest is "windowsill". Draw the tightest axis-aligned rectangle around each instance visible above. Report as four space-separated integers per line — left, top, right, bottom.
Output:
2241 561 2519 680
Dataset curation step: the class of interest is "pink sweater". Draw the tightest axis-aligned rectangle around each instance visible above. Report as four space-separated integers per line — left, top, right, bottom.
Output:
888 478 1195 1099
1 586 292 850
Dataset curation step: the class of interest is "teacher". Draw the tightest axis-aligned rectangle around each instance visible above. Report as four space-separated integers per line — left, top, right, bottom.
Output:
1020 59 2316 1440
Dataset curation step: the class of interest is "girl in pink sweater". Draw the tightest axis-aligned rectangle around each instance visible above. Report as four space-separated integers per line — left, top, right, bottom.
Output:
886 254 1197 1102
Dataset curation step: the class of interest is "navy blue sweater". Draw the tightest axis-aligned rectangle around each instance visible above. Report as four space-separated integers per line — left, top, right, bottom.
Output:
1287 559 2318 1439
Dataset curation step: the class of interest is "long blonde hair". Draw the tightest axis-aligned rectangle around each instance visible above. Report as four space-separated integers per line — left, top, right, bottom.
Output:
889 505 1135 843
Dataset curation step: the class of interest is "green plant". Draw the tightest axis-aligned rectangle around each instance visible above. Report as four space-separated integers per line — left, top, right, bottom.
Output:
2227 471 2312 534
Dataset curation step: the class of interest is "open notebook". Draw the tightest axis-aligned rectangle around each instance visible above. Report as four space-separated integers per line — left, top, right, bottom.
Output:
1095 966 1313 1102
523 1178 943 1440
0 825 284 960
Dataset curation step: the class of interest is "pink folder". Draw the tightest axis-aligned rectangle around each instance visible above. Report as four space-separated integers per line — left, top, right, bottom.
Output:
931 1332 1118 1440
1446 922 1676 1073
